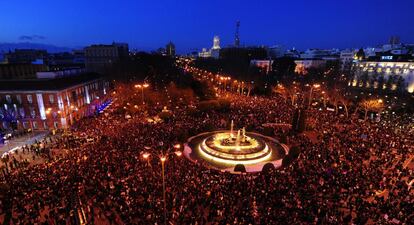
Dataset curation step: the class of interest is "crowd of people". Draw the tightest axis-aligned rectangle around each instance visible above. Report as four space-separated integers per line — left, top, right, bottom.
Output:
0 75 412 224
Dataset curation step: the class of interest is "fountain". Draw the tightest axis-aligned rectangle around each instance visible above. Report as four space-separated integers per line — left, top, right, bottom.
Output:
196 121 273 165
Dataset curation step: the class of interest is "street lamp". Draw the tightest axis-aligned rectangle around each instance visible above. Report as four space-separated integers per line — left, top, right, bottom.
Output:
308 84 321 107
158 148 182 225
142 152 151 167
135 83 150 104
160 155 167 225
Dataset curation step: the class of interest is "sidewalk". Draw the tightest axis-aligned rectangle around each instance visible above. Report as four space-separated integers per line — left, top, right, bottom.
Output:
0 131 49 156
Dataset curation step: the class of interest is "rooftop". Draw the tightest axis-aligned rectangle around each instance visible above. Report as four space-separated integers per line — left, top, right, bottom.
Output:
0 73 102 92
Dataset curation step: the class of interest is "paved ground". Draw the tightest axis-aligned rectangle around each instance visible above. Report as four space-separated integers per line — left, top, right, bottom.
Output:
0 131 49 156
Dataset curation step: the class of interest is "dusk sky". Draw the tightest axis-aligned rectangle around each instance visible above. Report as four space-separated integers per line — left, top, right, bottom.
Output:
1 0 414 53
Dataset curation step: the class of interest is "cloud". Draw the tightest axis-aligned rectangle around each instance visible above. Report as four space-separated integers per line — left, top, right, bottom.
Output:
19 35 46 41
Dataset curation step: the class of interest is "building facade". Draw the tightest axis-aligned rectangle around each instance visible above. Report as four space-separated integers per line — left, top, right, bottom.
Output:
250 59 274 74
198 36 221 59
351 60 414 93
294 59 326 75
267 45 285 59
84 43 129 72
0 64 48 79
166 42 176 56
340 50 356 71
0 74 110 131
300 49 339 60
4 49 48 64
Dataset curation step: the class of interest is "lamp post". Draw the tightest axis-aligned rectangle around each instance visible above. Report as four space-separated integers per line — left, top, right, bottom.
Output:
142 145 182 225
308 84 320 107
135 83 149 104
160 155 167 225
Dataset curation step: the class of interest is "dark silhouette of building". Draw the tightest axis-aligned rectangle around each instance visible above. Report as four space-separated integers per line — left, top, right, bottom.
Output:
219 47 267 61
48 50 85 71
389 36 401 45
234 21 240 47
84 42 129 72
5 49 48 64
0 64 48 79
166 42 176 56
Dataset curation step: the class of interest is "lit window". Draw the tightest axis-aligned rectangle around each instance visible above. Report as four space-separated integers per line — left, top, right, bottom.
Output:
49 95 55 104
16 95 22 104
27 95 33 104
5 95 11 103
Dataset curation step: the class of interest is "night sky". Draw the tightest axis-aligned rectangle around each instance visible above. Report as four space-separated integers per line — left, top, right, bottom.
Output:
1 0 414 53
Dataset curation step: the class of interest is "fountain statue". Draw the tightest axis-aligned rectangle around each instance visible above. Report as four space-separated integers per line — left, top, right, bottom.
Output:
235 129 241 150
190 118 275 167
230 120 234 138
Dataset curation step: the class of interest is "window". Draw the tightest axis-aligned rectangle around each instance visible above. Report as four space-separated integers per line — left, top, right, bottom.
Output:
30 107 36 118
32 121 38 130
5 95 11 103
27 95 33 104
19 108 25 118
49 95 55 104
16 95 22 104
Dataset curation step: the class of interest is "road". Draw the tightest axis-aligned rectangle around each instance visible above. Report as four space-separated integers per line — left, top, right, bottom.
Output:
0 131 49 156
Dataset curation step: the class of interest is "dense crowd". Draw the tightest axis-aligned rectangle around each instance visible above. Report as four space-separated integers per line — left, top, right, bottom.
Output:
0 80 413 224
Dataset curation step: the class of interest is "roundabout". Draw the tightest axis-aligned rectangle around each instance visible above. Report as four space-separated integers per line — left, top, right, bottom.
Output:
184 121 289 173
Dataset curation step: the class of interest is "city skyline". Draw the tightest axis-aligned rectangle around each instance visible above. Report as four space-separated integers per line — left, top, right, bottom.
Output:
1 0 414 53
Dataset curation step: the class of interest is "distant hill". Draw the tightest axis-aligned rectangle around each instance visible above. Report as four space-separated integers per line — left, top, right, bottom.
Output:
0 42 74 53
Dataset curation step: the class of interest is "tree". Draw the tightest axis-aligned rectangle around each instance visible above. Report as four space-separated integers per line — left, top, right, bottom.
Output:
338 95 352 118
396 76 405 93
359 99 385 121
271 57 296 79
328 87 352 117
273 83 297 105
355 48 365 60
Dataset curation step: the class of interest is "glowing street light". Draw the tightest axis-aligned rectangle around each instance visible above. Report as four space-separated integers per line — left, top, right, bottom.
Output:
135 83 150 104
142 152 150 159
160 155 167 225
308 83 321 107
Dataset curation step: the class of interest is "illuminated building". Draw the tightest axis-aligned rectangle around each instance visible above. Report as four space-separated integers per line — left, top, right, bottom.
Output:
198 48 212 58
0 74 109 130
340 49 357 71
199 36 221 59
300 49 339 60
294 59 326 75
351 60 414 93
212 36 220 50
250 59 274 74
